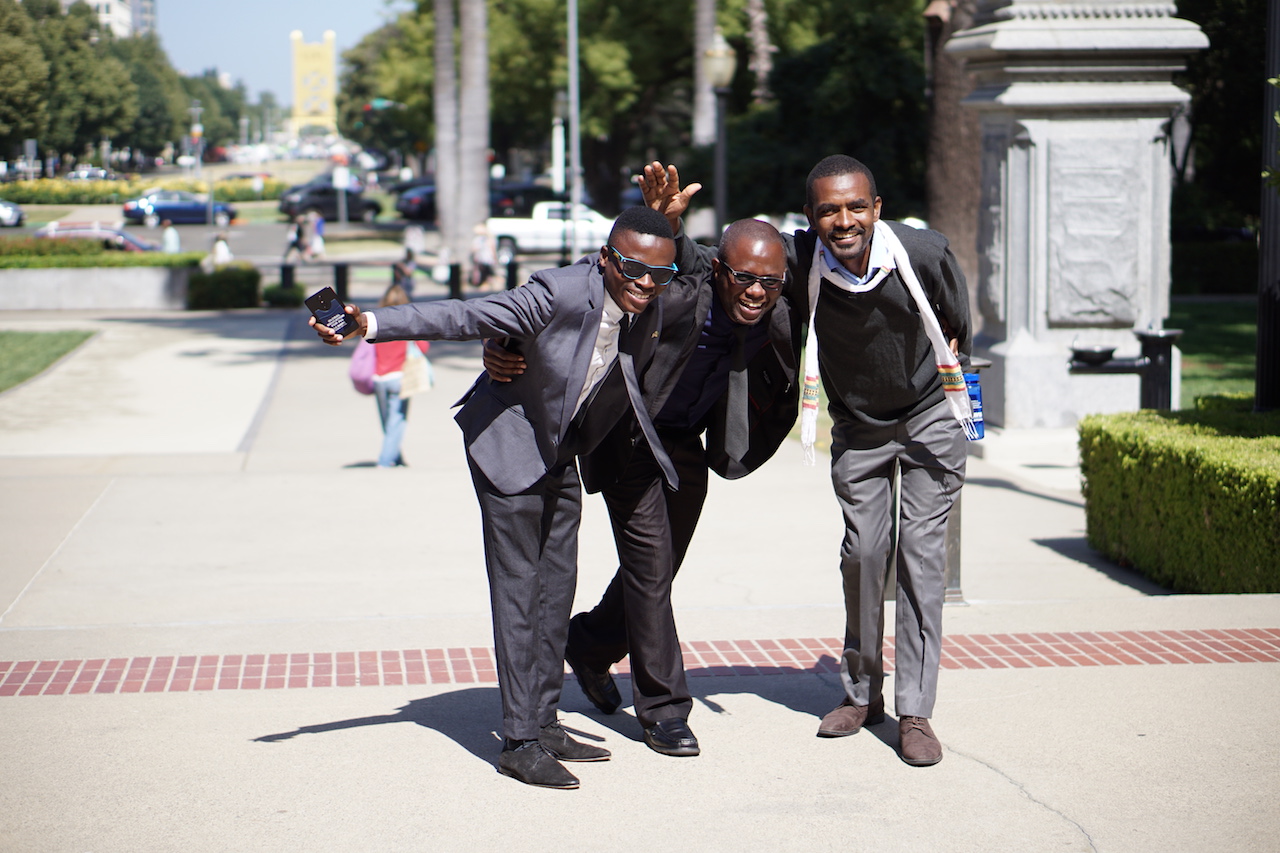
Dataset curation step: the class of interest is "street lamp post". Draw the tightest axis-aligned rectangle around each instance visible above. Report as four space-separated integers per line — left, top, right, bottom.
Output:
704 31 737 236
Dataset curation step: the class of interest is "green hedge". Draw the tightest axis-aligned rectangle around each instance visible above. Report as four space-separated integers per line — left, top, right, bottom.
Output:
0 176 287 205
0 254 202 268
0 236 203 268
1079 395 1280 593
262 284 304 307
187 263 262 310
0 236 103 257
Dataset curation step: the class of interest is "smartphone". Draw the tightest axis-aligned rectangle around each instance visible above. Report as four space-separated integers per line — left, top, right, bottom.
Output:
305 287 359 338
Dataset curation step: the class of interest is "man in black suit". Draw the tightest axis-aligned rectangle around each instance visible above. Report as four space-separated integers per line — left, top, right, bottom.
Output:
485 204 801 757
629 159 972 766
310 207 684 790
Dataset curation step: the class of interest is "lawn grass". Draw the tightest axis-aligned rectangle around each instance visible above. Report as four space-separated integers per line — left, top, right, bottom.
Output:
0 330 94 393
1168 298 1258 408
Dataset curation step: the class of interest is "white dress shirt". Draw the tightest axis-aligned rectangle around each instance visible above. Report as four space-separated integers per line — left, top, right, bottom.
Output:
573 293 626 417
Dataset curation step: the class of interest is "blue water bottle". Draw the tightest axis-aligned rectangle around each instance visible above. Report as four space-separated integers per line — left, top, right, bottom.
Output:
964 373 984 440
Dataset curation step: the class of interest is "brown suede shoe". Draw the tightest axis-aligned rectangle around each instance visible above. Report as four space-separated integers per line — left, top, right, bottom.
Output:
816 697 885 737
899 716 943 766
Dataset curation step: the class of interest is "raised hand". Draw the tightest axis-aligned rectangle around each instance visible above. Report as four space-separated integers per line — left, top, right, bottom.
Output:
635 161 702 232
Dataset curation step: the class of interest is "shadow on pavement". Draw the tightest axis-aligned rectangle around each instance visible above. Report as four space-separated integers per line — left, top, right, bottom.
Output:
966 475 1084 509
558 665 844 745
1034 537 1174 595
252 687 504 765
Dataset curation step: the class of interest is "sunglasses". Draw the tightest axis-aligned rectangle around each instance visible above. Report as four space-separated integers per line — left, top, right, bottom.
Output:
606 246 678 286
720 262 786 291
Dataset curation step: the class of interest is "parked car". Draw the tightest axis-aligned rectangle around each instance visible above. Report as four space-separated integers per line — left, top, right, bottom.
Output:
395 184 436 222
278 183 380 223
0 198 23 227
489 182 567 218
395 182 571 225
387 175 434 195
122 189 236 227
33 224 160 252
486 201 615 264
65 166 121 181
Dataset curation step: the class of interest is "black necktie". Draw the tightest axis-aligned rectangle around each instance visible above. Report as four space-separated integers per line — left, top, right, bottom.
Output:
618 316 679 490
724 324 750 462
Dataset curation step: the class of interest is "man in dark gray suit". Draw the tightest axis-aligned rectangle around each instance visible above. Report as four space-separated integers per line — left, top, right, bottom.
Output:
310 207 681 789
485 215 801 759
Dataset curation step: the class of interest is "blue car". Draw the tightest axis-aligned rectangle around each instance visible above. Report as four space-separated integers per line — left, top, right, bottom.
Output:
122 189 236 227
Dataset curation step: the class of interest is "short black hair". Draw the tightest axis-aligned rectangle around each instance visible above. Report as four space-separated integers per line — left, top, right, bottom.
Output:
805 155 878 209
609 206 675 244
717 218 784 264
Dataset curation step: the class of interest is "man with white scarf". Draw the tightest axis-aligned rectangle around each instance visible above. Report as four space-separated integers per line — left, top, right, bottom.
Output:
635 156 971 766
797 155 971 766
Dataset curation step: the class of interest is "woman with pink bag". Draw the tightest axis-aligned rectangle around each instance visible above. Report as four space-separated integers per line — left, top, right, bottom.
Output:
366 283 430 467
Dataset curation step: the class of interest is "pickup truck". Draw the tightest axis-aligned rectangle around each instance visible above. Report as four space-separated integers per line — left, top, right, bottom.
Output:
487 202 615 264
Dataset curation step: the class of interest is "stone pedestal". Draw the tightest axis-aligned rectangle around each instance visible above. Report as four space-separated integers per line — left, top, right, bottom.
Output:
948 1 1206 427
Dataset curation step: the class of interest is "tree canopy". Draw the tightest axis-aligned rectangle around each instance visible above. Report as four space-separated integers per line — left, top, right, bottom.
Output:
336 0 930 215
0 0 276 166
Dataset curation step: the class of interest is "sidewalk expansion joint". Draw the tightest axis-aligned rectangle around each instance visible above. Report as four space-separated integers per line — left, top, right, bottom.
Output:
2 628 1276 698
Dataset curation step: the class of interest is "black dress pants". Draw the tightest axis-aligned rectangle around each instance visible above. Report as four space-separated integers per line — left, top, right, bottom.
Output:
568 429 709 726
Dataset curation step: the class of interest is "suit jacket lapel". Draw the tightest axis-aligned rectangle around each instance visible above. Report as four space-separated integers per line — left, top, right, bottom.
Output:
559 263 606 435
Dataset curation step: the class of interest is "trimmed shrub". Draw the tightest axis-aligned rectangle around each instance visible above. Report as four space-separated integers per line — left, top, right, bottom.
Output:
0 236 103 257
186 263 261 310
0 235 201 268
262 284 304 308
1079 396 1280 593
0 176 286 205
0 251 202 270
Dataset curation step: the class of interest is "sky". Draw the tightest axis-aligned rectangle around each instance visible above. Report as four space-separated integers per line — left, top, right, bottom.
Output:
155 0 413 104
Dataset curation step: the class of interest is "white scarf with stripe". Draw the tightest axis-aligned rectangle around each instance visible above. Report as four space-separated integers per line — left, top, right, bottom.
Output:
800 219 975 465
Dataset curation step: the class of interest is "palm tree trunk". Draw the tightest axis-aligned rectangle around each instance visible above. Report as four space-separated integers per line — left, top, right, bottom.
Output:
692 0 717 147
745 0 774 102
924 0 981 329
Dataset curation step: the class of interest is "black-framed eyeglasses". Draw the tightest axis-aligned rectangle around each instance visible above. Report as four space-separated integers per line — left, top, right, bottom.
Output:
606 245 678 286
720 262 786 291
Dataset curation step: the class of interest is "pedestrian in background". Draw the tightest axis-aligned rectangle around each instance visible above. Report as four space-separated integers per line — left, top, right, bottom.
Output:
470 223 497 290
161 220 180 254
201 233 234 273
283 215 305 263
371 283 429 468
392 248 417 299
307 210 326 260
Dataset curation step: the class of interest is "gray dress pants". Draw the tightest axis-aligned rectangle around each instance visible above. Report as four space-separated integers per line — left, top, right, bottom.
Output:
829 397 965 718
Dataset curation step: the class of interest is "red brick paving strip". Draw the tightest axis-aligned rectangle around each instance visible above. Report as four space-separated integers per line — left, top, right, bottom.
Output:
3 628 1277 697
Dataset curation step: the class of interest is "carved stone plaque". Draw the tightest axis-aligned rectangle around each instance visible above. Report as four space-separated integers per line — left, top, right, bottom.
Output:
1046 137 1141 326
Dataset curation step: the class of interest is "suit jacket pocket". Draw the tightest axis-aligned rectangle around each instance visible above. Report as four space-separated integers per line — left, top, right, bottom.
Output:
454 387 547 494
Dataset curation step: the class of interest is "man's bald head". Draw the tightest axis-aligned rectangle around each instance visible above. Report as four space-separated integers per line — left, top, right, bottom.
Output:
718 218 785 264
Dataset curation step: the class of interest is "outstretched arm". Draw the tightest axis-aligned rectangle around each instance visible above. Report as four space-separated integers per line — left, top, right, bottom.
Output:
636 161 702 234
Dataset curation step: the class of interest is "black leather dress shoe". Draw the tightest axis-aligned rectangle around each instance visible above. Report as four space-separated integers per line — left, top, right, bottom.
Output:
565 649 622 715
539 721 611 762
498 741 579 789
642 718 700 757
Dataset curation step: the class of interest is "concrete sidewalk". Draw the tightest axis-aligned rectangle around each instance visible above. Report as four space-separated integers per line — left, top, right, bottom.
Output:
0 305 1276 853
